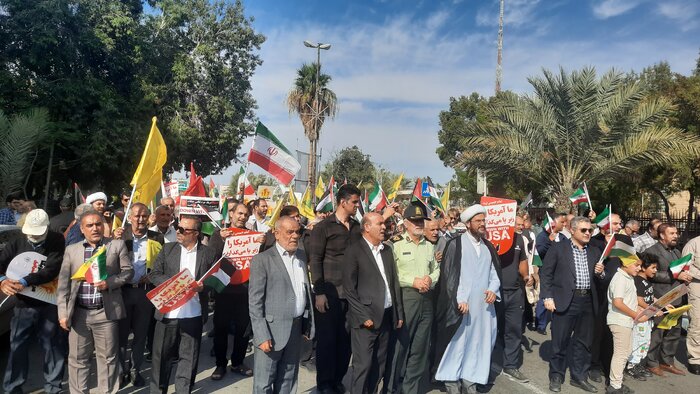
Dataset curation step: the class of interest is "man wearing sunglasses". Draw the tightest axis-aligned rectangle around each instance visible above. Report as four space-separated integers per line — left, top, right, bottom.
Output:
149 215 216 393
541 217 605 393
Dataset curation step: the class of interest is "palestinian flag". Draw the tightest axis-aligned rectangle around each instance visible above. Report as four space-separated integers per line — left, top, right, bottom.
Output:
531 244 543 267
608 236 639 266
410 178 429 211
299 187 315 220
354 190 367 222
316 190 334 213
219 198 229 227
248 122 301 185
201 259 231 293
71 246 108 283
670 254 692 279
594 205 611 230
209 179 217 198
569 187 588 205
425 177 445 213
543 212 554 233
369 180 388 212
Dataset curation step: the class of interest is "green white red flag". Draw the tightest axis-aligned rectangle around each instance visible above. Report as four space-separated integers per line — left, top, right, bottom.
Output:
248 122 301 185
594 205 611 230
369 180 388 212
543 212 554 233
670 254 692 279
569 187 588 205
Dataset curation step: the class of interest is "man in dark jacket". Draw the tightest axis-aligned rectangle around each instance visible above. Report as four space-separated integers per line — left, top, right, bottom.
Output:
0 209 66 394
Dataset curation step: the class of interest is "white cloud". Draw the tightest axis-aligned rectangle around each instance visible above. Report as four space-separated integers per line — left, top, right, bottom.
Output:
657 0 700 31
592 0 646 19
476 0 543 28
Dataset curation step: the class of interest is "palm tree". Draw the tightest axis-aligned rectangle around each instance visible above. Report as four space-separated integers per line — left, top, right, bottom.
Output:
0 108 50 201
286 63 337 196
450 67 700 210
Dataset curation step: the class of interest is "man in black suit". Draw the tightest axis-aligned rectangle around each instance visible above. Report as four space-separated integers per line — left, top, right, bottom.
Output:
343 212 405 394
148 216 216 393
113 203 165 387
540 216 605 393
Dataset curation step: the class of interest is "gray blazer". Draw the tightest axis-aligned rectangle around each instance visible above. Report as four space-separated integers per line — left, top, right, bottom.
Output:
57 238 133 323
249 245 314 351
148 242 216 322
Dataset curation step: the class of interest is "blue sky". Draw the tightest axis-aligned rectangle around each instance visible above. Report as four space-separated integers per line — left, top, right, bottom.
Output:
207 0 700 186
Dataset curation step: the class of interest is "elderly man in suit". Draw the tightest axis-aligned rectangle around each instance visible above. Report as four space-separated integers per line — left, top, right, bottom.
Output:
249 216 314 394
56 210 133 394
343 212 404 394
540 216 605 393
149 215 216 394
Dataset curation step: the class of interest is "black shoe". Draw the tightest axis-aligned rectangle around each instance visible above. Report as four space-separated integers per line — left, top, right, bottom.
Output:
504 368 529 382
571 379 598 393
588 369 603 383
549 375 563 392
211 366 226 380
621 385 635 394
131 371 145 387
119 372 131 389
689 364 700 375
624 366 646 381
144 352 152 362
537 329 547 335
334 383 346 393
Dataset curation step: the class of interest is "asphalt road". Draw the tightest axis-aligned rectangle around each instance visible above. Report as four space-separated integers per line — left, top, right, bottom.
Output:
1 320 697 393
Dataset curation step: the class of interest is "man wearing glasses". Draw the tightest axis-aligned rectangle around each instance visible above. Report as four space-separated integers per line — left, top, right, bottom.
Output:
541 217 604 393
149 216 216 393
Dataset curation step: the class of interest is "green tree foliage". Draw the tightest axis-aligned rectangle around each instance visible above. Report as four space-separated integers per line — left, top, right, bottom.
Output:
0 0 264 196
321 146 376 187
439 67 700 211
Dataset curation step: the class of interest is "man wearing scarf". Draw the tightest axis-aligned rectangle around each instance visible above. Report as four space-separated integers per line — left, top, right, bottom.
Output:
433 204 501 393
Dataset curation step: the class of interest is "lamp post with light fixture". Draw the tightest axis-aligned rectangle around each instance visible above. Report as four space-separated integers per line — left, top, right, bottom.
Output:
303 40 331 201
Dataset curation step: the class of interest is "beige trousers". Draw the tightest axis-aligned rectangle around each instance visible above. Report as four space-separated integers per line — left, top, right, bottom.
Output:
688 282 700 365
609 324 632 390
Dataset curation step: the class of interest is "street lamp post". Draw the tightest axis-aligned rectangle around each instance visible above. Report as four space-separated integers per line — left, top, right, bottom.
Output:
303 40 330 203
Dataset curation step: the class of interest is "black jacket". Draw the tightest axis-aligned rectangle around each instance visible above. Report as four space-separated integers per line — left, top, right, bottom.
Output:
0 230 65 307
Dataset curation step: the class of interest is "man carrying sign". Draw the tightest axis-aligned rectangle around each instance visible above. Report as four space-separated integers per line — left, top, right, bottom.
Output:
148 215 215 393
0 209 66 394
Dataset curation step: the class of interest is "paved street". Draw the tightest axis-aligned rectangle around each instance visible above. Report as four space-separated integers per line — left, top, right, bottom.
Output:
1 320 697 393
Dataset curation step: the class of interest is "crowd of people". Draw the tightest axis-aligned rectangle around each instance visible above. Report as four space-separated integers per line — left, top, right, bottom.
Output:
1 185 699 394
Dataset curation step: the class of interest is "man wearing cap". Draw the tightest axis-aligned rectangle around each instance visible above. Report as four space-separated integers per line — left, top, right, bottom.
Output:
385 203 440 394
57 210 133 393
0 209 66 394
86 192 112 237
433 204 501 394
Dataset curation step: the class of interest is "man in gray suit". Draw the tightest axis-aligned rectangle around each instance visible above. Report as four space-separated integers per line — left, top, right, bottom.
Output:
57 210 133 394
149 215 216 393
343 212 404 394
249 216 314 394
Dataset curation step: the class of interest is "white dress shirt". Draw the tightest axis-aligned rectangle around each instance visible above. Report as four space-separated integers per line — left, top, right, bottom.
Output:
150 224 177 243
364 237 392 309
131 233 148 283
247 215 270 233
275 243 306 317
166 243 201 319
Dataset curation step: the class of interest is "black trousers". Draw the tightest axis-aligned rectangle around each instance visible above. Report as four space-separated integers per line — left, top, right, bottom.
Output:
590 301 613 377
213 292 251 367
502 289 525 370
150 317 203 394
549 294 594 382
350 308 393 394
314 294 351 390
119 286 154 373
647 316 682 367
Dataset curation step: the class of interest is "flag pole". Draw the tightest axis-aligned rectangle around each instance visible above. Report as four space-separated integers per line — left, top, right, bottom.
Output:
122 183 138 229
196 255 227 283
239 133 257 201
596 233 615 265
583 181 593 211
196 204 222 230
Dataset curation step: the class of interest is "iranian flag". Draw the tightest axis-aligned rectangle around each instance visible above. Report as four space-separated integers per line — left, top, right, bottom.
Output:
71 246 108 283
236 167 257 201
670 254 692 279
594 205 611 230
543 212 554 233
369 180 388 212
249 122 301 185
569 187 588 205
200 258 231 293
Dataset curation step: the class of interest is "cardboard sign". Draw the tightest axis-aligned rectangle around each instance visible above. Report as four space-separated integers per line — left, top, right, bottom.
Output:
164 181 179 198
480 196 517 255
222 227 263 285
179 196 220 221
5 251 58 304
635 284 689 322
147 268 196 314
257 185 274 199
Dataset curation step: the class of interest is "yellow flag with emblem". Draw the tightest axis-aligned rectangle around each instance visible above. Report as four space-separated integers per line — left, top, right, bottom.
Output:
300 186 315 220
387 173 404 202
146 239 163 270
657 305 691 330
315 176 326 199
441 181 450 211
130 117 167 204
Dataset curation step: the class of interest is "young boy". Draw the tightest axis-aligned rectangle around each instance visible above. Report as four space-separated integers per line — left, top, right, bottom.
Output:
625 253 659 380
607 256 649 394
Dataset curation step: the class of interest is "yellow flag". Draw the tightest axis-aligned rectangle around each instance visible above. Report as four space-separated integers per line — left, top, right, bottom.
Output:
130 117 167 204
287 186 299 207
657 305 692 330
441 181 451 211
112 215 123 231
300 186 315 220
315 176 326 199
267 197 286 228
387 173 404 201
146 239 163 269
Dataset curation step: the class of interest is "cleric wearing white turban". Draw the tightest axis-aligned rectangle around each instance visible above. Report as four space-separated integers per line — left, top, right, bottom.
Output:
460 204 487 224
85 191 112 236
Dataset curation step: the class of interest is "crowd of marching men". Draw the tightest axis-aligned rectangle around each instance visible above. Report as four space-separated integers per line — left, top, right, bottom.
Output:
1 184 699 394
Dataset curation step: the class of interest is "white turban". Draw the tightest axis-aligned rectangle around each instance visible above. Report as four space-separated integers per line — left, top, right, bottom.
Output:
86 192 108 205
460 204 487 223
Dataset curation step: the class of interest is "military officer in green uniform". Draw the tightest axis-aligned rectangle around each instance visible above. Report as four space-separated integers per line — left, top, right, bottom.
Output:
384 203 440 393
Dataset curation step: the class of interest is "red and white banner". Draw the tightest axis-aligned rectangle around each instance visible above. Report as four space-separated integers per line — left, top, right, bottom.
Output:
179 196 220 221
221 227 263 285
164 181 179 198
481 196 517 255
147 269 196 314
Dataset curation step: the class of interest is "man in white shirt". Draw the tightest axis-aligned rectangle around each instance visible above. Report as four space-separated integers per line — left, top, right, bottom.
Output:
343 212 404 394
148 216 216 393
149 205 177 243
249 216 314 393
246 198 270 233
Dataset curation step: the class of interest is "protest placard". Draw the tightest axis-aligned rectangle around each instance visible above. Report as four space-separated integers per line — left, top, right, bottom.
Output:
164 181 179 198
635 283 689 322
5 251 58 304
480 196 517 255
221 227 263 285
179 195 220 221
147 268 196 314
